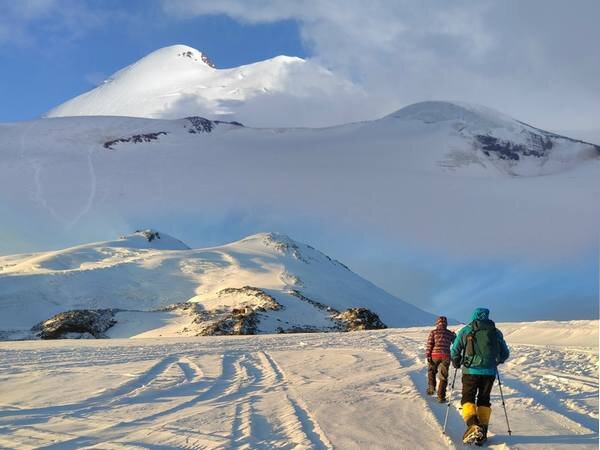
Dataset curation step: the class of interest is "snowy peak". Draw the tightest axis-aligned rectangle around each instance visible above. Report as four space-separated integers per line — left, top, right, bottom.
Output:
237 232 350 270
115 229 191 250
173 45 216 68
135 44 216 70
387 101 516 130
43 44 359 127
383 101 600 176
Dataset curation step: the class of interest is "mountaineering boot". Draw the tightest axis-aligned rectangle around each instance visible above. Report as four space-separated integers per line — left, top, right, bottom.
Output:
437 379 447 403
463 424 484 445
427 385 435 395
475 425 488 446
461 402 483 445
475 406 491 446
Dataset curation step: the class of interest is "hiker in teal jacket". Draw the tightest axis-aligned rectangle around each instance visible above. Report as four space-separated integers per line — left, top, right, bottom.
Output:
451 307 509 446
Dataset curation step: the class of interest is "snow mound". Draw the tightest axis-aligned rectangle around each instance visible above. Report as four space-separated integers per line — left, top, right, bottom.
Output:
1 230 189 274
387 100 516 131
387 100 599 144
115 229 191 250
499 320 599 347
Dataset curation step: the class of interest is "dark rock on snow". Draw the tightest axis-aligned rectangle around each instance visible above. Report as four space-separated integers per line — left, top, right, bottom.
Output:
104 132 168 149
32 309 117 339
334 307 387 331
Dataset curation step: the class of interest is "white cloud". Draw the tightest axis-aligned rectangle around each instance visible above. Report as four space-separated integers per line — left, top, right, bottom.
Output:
163 0 600 132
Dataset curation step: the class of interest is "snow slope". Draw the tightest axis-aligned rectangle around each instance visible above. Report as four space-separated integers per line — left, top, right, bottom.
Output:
0 321 596 449
380 101 599 176
1 103 598 264
45 44 364 127
0 230 435 336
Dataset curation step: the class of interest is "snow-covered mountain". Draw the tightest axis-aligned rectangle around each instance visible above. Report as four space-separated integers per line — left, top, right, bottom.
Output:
380 101 599 176
0 230 436 339
7 100 600 178
45 44 365 127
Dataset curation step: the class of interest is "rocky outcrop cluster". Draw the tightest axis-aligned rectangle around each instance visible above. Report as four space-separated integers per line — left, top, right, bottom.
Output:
32 309 117 339
195 287 282 336
185 116 214 133
333 308 387 331
177 50 216 68
136 229 161 242
103 132 168 149
475 134 550 161
165 286 283 336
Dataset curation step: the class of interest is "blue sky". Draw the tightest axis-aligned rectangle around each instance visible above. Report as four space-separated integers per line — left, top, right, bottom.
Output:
0 1 306 122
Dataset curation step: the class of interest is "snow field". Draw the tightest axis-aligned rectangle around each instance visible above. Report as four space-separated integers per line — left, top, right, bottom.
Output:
0 322 596 449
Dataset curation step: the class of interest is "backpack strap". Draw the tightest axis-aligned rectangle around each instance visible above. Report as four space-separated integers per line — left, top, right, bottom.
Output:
463 327 476 367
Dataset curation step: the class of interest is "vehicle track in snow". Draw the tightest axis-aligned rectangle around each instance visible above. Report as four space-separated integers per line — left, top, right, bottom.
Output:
0 349 333 449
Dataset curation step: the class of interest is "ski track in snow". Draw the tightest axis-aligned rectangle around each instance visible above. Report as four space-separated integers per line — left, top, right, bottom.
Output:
18 121 98 229
65 143 97 229
0 328 597 449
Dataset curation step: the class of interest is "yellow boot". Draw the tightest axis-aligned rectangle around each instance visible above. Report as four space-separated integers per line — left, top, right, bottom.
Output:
462 403 483 444
462 402 478 425
477 406 491 444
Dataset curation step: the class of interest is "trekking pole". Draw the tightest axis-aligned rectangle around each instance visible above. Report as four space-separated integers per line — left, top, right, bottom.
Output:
442 365 458 434
443 345 465 434
496 368 512 436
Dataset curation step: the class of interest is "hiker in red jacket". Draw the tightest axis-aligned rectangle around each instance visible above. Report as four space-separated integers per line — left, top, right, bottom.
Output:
425 316 456 402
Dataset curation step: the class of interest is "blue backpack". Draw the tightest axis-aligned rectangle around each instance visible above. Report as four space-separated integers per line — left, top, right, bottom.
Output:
463 319 499 369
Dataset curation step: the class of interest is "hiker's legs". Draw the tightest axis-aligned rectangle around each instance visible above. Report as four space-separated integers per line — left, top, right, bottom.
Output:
476 375 495 435
427 359 440 394
475 375 495 407
436 357 450 400
461 374 479 426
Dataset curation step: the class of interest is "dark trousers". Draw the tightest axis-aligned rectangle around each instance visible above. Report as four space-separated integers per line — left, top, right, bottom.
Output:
461 374 495 407
428 357 450 397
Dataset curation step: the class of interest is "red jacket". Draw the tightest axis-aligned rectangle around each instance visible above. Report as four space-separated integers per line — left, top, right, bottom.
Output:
425 316 456 359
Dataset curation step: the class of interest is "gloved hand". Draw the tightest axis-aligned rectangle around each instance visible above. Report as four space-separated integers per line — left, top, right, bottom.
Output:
452 358 461 369
427 357 433 364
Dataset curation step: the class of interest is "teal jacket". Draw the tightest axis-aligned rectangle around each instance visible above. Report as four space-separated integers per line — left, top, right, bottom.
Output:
450 307 510 375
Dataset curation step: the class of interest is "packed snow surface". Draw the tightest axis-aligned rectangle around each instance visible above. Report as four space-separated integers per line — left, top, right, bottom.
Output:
0 321 596 449
0 231 434 336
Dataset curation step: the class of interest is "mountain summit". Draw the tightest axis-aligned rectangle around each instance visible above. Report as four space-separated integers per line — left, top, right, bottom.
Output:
45 44 360 126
